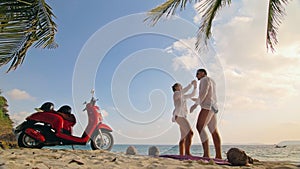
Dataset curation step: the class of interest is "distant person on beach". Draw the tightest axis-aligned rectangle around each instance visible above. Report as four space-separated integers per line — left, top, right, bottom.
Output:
172 80 197 156
190 68 222 159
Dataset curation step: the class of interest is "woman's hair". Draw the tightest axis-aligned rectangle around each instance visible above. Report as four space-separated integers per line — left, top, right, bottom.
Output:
172 83 180 92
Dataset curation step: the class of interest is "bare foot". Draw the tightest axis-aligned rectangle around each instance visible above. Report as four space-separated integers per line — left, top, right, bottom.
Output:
215 156 222 159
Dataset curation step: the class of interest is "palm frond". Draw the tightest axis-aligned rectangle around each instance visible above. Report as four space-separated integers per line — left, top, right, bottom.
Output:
266 0 289 52
195 0 230 51
0 0 57 72
144 0 193 25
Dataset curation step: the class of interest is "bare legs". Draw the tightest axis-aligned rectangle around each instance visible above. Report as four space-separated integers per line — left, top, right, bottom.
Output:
179 139 185 155
212 129 222 159
176 116 193 156
202 140 210 157
185 131 193 155
178 131 193 155
196 109 222 159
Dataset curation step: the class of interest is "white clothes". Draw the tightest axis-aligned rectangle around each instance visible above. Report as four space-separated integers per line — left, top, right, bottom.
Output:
172 84 196 121
195 76 218 112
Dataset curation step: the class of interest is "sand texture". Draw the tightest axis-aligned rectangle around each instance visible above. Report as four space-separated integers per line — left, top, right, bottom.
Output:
0 148 299 169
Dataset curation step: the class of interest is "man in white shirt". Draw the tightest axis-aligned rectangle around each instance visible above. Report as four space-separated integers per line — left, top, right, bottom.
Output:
172 80 197 156
190 69 222 159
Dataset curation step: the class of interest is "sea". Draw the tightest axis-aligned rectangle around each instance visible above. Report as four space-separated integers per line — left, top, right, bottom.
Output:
45 144 300 165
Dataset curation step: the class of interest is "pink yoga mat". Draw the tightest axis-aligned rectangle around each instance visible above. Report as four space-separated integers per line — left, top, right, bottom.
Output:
159 155 231 165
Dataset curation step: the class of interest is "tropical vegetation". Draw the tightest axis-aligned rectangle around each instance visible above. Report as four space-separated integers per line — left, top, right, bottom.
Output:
0 90 16 148
0 0 57 72
0 0 290 71
0 89 12 131
146 0 290 52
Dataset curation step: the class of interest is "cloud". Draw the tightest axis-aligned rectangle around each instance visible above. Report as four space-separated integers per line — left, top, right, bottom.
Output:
206 0 300 107
156 0 300 143
6 89 34 100
101 109 109 117
166 37 201 71
168 0 300 115
10 111 31 126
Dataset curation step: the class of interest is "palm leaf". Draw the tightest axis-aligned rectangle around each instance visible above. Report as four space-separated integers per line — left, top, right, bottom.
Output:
145 0 193 25
266 0 289 52
146 0 230 51
147 0 291 53
195 0 230 50
0 0 57 72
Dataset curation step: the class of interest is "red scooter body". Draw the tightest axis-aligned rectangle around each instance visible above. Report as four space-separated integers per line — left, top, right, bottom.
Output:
15 94 114 150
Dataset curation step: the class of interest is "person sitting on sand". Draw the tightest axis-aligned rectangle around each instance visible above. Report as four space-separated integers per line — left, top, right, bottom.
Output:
172 80 197 156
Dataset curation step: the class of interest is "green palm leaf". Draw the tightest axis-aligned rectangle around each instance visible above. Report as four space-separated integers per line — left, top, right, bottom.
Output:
266 0 289 52
147 0 289 53
145 0 192 25
0 0 57 72
145 0 231 51
195 0 230 50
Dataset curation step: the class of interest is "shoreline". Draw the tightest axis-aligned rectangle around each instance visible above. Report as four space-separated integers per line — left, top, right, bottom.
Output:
1 148 299 169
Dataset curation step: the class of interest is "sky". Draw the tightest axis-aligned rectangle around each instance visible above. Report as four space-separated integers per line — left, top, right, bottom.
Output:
1 0 300 145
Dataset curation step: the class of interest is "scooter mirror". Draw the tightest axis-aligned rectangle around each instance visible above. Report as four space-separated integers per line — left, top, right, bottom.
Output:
91 89 95 96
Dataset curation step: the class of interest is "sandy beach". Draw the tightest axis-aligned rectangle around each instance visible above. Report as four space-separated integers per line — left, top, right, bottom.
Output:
0 148 298 169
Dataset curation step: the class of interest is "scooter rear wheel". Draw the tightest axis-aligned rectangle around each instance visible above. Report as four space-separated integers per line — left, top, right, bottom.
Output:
18 130 44 149
91 130 114 151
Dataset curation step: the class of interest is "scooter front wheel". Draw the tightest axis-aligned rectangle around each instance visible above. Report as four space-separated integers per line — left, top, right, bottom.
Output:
91 130 114 151
18 131 44 149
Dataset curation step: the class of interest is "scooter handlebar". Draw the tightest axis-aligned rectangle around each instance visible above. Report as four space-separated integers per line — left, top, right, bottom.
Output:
82 96 99 111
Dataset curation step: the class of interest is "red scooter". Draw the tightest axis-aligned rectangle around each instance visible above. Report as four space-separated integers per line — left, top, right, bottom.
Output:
14 92 114 150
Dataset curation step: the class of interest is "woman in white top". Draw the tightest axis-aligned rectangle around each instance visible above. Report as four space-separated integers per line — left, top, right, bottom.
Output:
172 80 196 156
